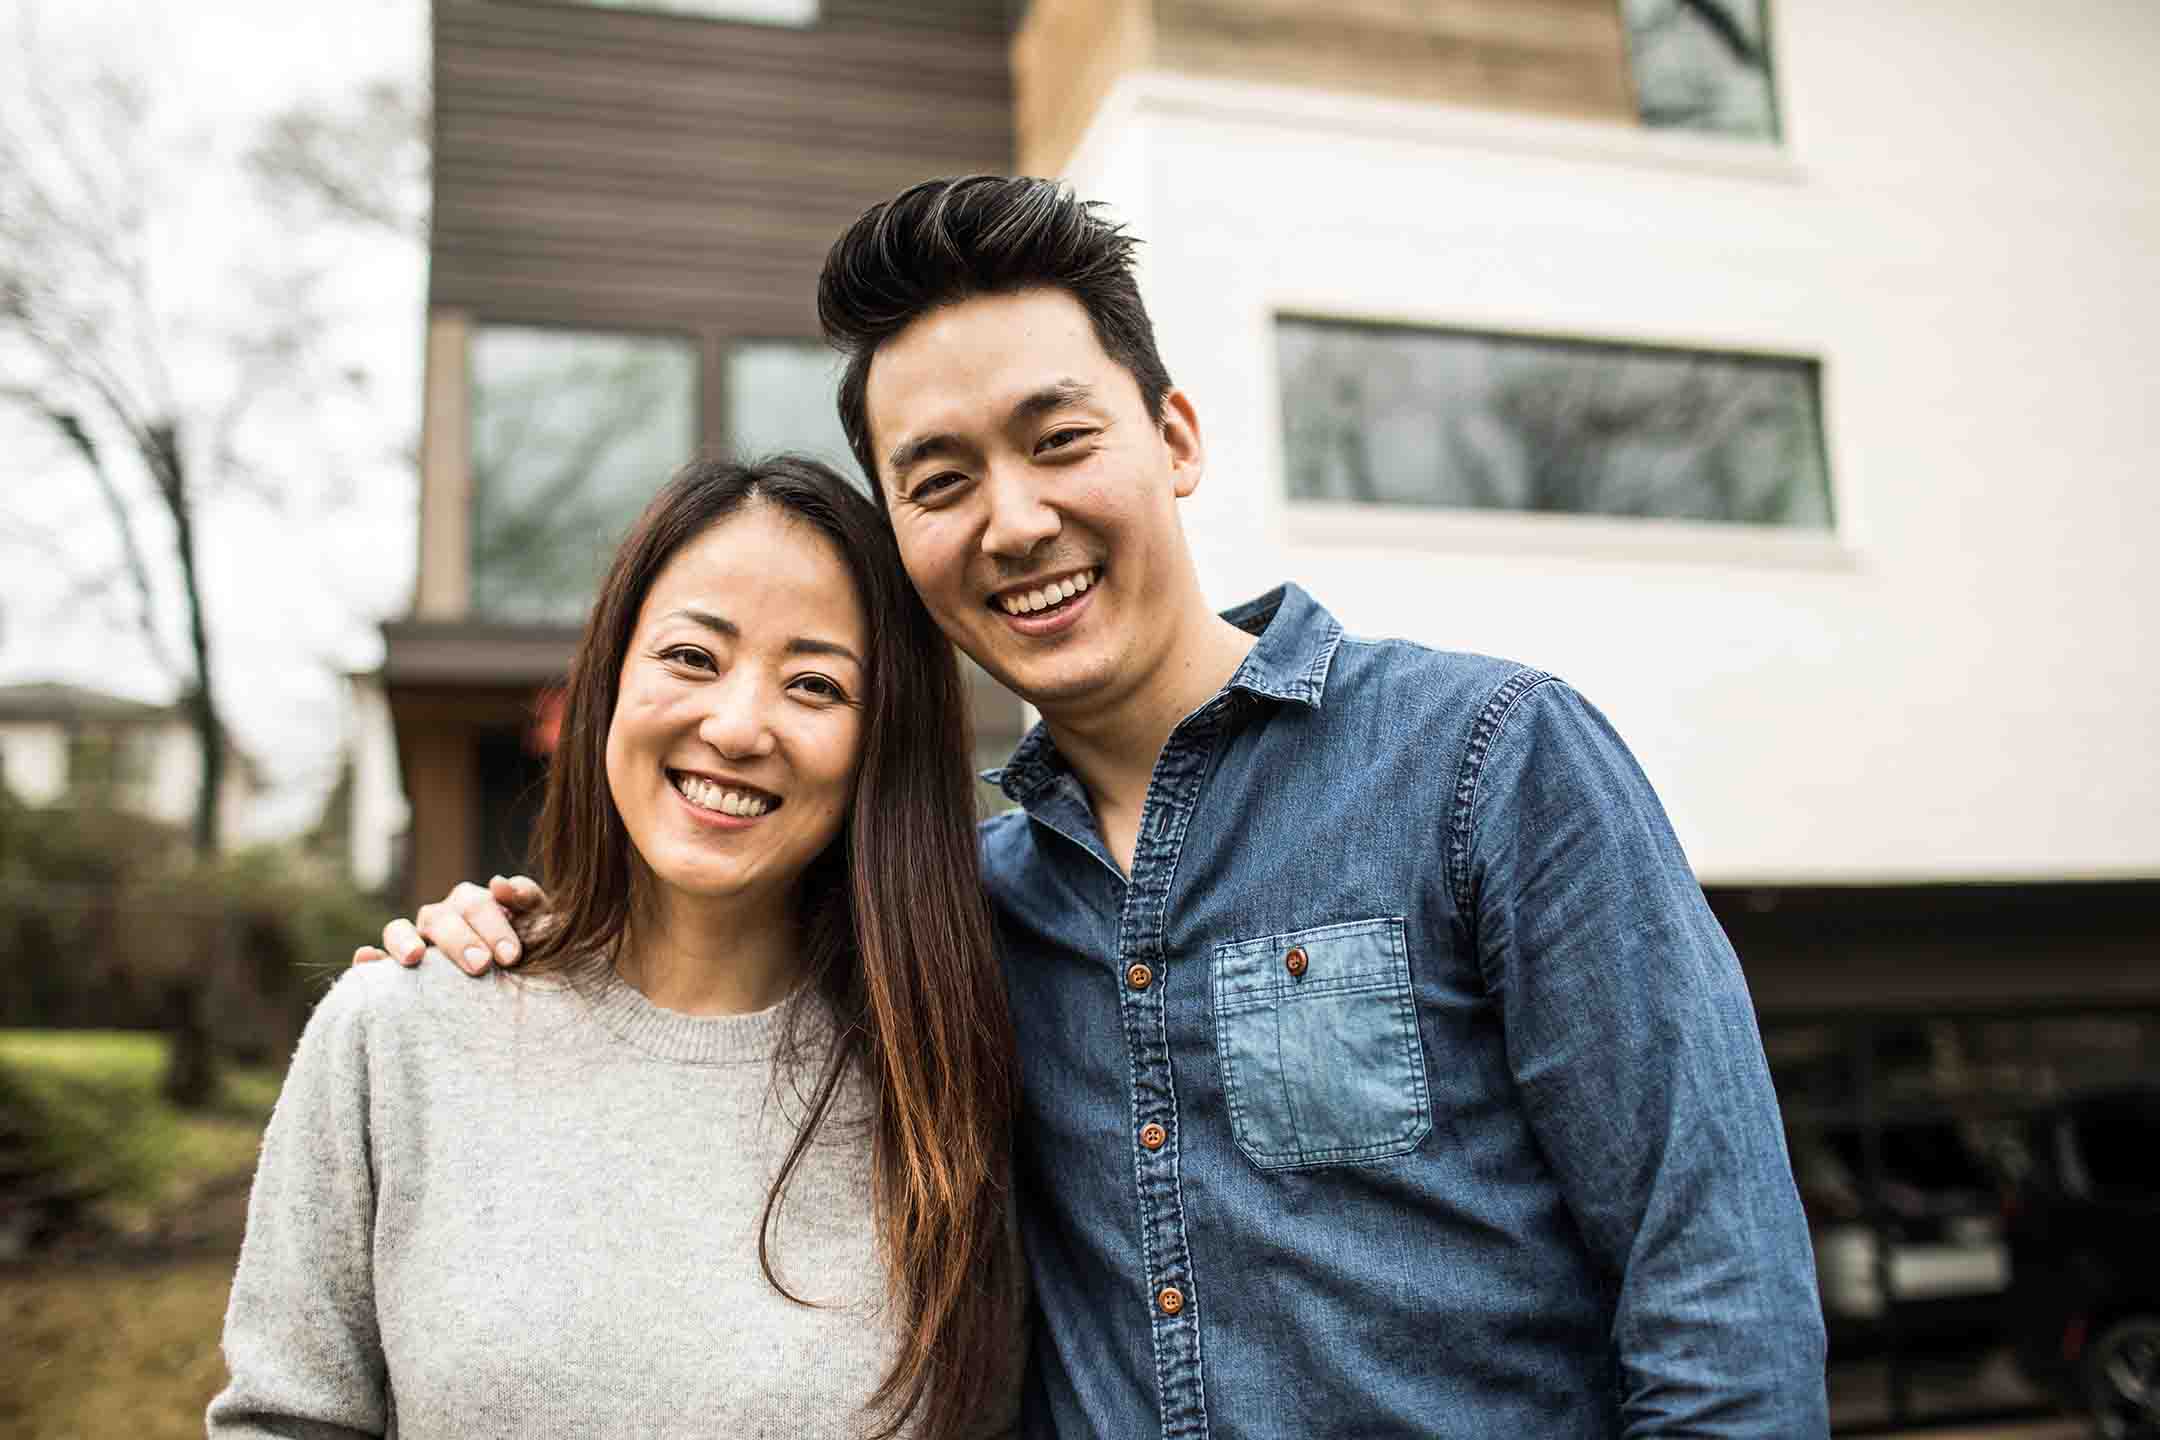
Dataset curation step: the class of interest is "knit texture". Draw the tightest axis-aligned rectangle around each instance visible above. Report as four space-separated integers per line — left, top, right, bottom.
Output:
210 955 1018 1438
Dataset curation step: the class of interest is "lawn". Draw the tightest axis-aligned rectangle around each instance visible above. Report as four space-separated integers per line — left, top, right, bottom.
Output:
0 1029 283 1437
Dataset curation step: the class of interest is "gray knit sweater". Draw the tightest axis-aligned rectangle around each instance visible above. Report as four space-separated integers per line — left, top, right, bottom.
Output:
210 955 1020 1438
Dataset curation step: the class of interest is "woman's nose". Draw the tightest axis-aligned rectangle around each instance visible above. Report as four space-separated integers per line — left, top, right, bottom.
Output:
696 673 777 759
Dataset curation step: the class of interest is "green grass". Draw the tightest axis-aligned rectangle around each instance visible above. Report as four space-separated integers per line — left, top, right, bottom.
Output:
0 1256 238 1440
0 1029 280 1235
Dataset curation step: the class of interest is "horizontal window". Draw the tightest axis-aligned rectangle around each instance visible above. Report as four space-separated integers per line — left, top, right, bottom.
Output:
469 326 700 625
1277 317 1832 531
1623 0 1780 141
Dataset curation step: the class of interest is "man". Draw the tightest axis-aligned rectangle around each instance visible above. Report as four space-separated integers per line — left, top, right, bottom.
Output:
369 176 1828 1436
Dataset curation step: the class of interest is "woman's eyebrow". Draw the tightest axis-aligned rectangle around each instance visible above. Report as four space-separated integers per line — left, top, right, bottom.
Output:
665 608 859 666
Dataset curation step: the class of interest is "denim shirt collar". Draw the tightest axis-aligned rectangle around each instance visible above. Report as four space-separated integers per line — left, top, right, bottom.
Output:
983 582 1345 803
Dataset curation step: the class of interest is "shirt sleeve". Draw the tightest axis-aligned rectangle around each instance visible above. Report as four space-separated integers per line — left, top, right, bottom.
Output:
208 971 390 1438
1462 677 1828 1438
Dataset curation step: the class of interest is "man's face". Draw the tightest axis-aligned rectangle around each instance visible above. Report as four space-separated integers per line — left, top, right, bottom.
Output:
863 287 1204 712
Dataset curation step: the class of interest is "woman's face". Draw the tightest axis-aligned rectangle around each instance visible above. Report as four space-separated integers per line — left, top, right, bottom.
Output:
605 500 869 917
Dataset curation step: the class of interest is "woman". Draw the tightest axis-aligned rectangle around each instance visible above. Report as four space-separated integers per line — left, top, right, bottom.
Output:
211 457 1023 1438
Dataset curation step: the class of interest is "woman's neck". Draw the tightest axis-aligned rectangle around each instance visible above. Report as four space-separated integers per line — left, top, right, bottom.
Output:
616 887 803 1016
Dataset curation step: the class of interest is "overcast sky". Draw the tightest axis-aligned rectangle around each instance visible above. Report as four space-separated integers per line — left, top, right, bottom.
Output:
1 0 427 834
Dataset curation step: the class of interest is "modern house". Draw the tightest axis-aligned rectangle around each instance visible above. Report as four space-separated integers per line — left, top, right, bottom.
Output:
388 1 2158 1428
389 0 1022 904
1018 0 2160 1427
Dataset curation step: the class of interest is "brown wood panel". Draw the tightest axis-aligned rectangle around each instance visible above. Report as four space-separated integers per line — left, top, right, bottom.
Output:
430 0 1014 330
1013 0 1636 174
1154 0 1634 121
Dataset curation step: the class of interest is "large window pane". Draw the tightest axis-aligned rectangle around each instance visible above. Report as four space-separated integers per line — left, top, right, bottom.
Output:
725 341 861 489
1277 318 1832 530
469 326 698 624
1622 0 1780 140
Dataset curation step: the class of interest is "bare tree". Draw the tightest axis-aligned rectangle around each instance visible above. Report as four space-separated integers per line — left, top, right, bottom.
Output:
0 39 424 1103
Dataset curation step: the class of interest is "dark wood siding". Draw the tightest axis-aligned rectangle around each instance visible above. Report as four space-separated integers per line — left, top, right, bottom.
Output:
430 0 1014 340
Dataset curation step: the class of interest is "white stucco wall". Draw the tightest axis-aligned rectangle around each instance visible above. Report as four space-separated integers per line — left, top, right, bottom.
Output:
1062 1 2159 883
0 724 68 807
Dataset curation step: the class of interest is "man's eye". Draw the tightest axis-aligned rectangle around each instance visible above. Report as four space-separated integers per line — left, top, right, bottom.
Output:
1038 428 1090 454
912 472 963 500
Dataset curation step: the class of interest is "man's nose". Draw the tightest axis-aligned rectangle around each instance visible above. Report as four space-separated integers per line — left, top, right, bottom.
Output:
696 671 777 759
979 464 1059 559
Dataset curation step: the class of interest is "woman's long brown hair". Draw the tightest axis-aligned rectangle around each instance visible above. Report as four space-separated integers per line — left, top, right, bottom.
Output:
516 455 1018 1439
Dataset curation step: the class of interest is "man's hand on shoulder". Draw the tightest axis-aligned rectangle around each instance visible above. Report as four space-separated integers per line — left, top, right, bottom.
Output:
350 875 549 975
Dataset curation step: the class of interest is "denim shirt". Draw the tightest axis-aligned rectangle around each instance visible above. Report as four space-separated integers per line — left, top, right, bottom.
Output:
979 584 1827 1439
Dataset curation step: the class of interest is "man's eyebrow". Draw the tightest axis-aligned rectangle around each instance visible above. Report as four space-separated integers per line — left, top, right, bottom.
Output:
886 430 969 479
664 608 860 666
1010 379 1096 424
883 379 1099 480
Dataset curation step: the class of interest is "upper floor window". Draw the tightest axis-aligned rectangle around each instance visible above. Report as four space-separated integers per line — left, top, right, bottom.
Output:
1622 0 1780 141
725 340 860 491
1277 316 1832 531
564 0 818 25
469 325 700 625
468 328 856 624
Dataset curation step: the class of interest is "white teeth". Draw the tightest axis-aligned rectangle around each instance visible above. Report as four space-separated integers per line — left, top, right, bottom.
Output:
673 774 771 817
999 569 1097 616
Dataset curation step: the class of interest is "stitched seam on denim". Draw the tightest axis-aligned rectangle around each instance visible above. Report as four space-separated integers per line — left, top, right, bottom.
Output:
1213 915 1398 958
1151 729 1215 1440
1446 668 1557 920
1121 712 1220 1440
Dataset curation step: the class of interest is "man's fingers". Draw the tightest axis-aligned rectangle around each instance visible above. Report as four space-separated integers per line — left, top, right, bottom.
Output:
382 918 426 966
413 902 493 975
456 878 524 968
491 873 548 913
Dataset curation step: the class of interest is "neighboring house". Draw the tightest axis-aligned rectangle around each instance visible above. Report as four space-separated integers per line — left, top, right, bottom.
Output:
0 681 269 845
391 0 1023 906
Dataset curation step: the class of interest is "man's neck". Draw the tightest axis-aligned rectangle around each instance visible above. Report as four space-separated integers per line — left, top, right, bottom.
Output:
1040 606 1257 853
617 888 802 1016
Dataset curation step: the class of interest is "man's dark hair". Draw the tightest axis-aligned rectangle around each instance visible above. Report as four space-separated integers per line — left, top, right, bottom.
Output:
818 174 1174 504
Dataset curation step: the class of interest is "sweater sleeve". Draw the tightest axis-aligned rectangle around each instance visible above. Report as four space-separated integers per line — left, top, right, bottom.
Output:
208 970 391 1438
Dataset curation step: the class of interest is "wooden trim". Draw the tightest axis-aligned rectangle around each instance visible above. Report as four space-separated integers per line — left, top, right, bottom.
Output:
416 310 474 619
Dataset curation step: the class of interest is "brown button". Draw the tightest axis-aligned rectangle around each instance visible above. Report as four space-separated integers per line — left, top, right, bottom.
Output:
1126 962 1153 991
1285 946 1309 978
1157 1286 1185 1315
1140 1122 1167 1151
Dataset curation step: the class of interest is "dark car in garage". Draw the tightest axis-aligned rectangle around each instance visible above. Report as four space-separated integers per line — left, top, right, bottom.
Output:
2006 1088 2160 1439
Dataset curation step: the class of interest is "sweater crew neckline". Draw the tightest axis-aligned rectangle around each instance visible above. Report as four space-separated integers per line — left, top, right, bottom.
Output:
580 968 798 1066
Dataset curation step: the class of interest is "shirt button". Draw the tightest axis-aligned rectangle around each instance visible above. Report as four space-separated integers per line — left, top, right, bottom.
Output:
1140 1122 1167 1151
1126 962 1153 991
1285 946 1309 978
1157 1286 1185 1316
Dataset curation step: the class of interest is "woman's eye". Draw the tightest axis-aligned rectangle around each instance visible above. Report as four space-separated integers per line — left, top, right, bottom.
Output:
793 675 847 702
660 646 714 672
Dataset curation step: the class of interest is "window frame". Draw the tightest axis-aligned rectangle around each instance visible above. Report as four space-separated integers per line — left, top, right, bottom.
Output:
1268 307 1856 570
463 318 706 626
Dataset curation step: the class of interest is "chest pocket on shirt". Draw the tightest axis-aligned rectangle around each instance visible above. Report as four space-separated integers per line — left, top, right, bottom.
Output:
1211 916 1431 1171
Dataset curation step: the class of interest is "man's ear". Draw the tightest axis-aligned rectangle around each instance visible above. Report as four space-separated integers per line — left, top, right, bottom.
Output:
1159 388 1205 499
